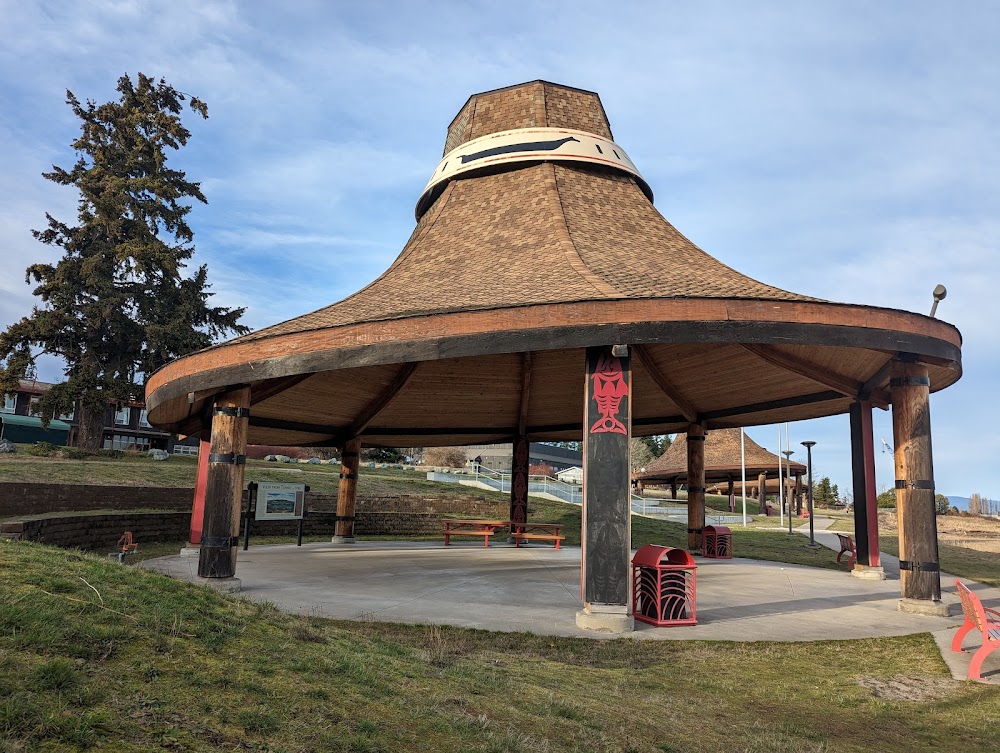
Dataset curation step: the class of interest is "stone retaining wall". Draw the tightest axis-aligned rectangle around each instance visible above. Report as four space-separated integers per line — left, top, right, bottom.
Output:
0 482 505 518
0 510 451 550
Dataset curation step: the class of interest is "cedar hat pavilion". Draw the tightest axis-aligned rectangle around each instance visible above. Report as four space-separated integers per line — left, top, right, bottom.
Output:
635 428 808 512
147 81 962 631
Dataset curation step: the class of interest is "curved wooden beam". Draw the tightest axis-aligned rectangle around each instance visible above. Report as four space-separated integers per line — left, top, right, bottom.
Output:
740 344 889 409
632 344 698 423
349 362 420 439
517 351 532 436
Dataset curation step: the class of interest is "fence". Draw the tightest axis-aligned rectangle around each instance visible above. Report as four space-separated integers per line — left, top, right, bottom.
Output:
427 465 743 524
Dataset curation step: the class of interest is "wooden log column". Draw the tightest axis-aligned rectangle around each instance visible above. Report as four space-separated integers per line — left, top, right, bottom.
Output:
334 437 361 543
890 361 941 603
187 427 212 547
198 386 250 580
670 479 678 500
850 399 882 571
578 346 632 632
794 474 803 516
686 424 706 551
510 352 531 533
758 473 767 512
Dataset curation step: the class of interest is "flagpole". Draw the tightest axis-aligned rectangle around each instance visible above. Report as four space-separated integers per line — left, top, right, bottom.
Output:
741 428 747 527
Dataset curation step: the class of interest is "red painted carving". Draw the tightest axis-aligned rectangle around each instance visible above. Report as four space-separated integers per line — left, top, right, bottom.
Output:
590 352 628 435
514 439 529 466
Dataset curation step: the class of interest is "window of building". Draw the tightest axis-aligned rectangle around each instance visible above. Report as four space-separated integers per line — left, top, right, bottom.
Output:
103 434 151 452
139 409 150 428
59 408 74 421
28 397 41 416
114 406 131 425
1 394 14 414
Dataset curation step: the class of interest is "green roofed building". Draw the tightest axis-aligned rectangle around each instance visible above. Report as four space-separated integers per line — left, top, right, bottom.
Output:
0 413 71 445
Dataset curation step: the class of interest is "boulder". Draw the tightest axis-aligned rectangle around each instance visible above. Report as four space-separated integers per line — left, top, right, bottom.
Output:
264 454 277 462
0 439 16 454
275 455 292 463
148 449 170 461
305 457 321 464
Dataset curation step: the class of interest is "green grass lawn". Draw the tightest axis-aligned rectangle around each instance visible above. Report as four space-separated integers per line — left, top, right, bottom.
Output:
0 452 493 499
2 540 998 752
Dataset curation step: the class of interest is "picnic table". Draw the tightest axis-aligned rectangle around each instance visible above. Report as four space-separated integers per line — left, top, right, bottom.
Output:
441 519 509 547
511 522 564 549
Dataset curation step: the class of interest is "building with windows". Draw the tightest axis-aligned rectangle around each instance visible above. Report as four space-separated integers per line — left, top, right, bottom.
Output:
464 443 582 473
1 379 172 450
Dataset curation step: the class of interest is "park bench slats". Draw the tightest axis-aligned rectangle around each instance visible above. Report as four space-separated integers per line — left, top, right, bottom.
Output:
952 580 1000 681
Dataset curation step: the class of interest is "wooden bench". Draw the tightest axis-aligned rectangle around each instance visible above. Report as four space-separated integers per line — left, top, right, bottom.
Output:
441 519 508 547
836 533 856 568
511 522 564 549
952 580 1000 681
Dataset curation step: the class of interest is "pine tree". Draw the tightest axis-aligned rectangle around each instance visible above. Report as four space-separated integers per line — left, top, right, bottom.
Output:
0 74 248 450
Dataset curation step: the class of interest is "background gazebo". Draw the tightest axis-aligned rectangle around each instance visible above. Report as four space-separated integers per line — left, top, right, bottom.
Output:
635 428 807 513
148 80 962 629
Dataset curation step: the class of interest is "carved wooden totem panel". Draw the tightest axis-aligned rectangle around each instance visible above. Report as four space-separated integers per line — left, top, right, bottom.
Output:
582 346 632 606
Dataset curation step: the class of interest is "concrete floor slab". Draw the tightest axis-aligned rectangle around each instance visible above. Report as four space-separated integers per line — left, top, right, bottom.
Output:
141 541 993 653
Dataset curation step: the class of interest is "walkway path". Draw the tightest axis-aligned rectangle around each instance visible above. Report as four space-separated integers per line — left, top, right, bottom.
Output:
786 515 1000 684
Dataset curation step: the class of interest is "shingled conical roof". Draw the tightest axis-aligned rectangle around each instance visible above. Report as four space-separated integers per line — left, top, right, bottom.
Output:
146 81 962 447
636 428 805 487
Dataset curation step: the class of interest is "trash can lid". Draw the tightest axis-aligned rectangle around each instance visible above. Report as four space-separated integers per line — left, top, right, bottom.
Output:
704 525 731 535
632 544 696 568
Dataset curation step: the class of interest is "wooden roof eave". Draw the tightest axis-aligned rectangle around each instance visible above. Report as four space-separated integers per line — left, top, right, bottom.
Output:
145 298 962 437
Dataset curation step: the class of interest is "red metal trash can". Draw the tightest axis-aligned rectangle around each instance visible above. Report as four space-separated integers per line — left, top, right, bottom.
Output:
703 525 733 559
631 545 697 626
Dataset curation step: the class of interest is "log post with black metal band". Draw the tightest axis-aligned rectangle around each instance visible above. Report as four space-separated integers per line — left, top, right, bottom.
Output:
890 360 941 604
197 386 250 580
334 436 361 543
687 423 706 551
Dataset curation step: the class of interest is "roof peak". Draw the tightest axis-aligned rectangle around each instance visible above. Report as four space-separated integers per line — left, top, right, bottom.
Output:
444 80 612 155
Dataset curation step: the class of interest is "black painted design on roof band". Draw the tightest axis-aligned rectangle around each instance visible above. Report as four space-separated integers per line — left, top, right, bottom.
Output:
460 136 581 164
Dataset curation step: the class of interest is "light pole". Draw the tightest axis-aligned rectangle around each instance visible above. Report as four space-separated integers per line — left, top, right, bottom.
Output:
782 450 794 535
801 441 816 546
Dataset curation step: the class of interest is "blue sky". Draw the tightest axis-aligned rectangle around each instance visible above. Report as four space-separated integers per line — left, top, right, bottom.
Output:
1 1 997 499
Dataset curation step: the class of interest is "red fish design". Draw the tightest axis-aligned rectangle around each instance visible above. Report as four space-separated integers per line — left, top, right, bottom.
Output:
590 352 628 435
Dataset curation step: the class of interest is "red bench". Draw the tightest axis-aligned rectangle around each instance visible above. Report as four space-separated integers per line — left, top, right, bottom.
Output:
511 522 564 549
441 519 508 547
836 534 856 569
952 580 1000 681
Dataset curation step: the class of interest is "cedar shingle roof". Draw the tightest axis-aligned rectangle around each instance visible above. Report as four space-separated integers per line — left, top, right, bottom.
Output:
637 428 806 483
144 80 962 445
233 83 813 345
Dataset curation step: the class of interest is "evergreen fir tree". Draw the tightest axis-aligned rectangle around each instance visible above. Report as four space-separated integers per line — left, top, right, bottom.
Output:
0 74 248 449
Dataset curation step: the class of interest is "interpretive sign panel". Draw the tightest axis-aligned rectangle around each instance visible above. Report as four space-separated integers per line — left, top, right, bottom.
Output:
254 482 306 520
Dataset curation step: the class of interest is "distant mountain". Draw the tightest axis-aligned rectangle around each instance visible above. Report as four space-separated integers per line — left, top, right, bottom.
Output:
947 495 969 512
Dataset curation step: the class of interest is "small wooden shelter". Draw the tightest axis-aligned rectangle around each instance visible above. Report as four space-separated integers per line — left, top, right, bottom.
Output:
147 81 962 628
634 428 808 511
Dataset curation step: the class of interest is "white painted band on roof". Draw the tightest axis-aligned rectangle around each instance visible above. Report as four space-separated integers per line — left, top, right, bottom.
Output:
415 127 652 219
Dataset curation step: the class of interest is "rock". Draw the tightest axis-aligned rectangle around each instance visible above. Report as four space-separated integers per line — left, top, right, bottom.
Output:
305 457 321 464
148 449 169 461
276 455 292 463
264 454 277 462
0 439 16 454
